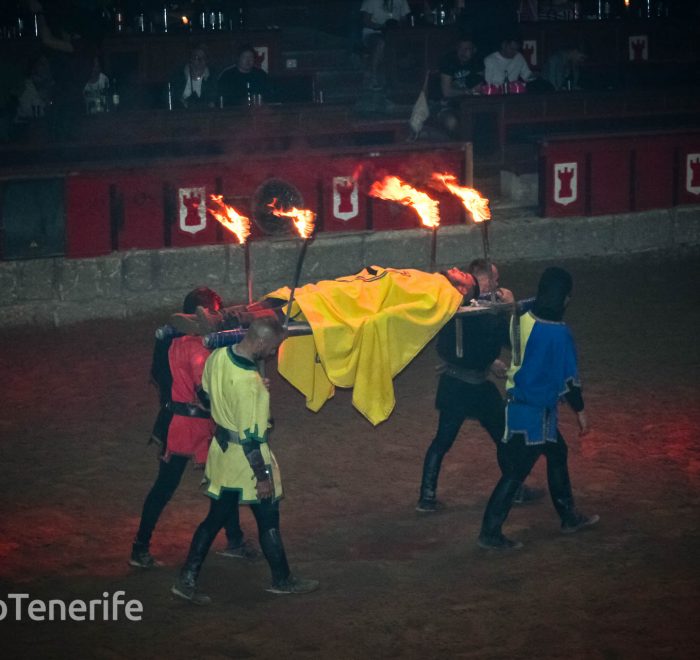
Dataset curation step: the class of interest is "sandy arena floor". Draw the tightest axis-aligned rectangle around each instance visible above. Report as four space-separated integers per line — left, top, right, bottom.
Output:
1 252 699 659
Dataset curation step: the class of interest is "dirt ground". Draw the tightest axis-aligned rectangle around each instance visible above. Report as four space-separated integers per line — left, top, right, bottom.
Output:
1 252 699 659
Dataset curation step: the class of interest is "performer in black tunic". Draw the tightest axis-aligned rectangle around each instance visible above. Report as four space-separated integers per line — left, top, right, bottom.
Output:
416 260 542 512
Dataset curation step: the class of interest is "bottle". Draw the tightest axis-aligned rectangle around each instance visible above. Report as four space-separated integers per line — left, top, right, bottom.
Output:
246 81 253 106
438 2 446 25
111 78 120 109
503 70 509 95
163 4 169 33
167 82 173 110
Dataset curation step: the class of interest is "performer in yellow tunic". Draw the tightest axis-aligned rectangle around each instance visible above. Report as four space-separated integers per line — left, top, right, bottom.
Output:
171 318 318 604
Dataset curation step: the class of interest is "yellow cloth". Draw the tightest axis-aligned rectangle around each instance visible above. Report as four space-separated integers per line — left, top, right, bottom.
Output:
270 267 463 425
202 346 282 502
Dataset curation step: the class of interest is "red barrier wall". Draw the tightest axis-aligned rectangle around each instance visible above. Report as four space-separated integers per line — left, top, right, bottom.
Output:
540 131 700 218
64 144 469 258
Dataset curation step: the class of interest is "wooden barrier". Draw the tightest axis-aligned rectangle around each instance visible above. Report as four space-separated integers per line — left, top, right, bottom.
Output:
538 129 700 217
457 86 700 162
56 141 472 258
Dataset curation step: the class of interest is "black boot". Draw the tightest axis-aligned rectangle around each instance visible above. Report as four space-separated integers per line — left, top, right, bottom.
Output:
171 567 211 605
129 540 162 569
547 457 600 533
478 477 524 549
171 524 216 604
259 528 291 586
416 447 444 512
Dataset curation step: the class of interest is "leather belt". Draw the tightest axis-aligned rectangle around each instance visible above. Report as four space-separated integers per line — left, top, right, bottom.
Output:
167 401 211 419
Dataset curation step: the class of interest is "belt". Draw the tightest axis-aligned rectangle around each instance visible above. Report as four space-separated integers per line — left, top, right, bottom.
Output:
441 364 489 385
166 401 211 419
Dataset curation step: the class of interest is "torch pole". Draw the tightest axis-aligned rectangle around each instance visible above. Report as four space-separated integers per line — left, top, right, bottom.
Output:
429 227 438 273
480 220 496 303
283 238 311 329
244 240 253 305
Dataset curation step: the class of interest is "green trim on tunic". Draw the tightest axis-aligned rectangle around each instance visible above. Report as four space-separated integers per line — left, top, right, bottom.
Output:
202 346 282 502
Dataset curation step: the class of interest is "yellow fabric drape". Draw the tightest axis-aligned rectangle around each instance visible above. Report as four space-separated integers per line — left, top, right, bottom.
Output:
270 267 463 425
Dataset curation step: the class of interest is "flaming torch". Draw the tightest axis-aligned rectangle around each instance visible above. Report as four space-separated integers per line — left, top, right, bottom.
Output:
268 199 316 329
369 175 441 271
208 195 253 303
432 173 495 301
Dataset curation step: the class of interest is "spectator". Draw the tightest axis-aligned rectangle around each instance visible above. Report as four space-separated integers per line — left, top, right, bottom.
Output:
541 47 586 91
360 0 412 91
437 35 484 134
15 54 54 120
170 44 216 109
83 55 109 114
483 35 535 88
217 44 271 107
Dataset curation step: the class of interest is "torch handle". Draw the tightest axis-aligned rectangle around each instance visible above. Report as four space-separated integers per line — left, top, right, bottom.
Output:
244 241 253 305
283 238 310 329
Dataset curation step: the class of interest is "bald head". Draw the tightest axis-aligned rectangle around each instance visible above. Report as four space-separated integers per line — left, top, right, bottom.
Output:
241 317 285 361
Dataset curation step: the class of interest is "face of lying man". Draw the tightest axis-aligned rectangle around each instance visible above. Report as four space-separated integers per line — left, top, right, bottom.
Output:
445 267 476 298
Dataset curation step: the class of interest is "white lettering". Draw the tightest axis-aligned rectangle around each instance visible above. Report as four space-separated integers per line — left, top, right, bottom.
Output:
88 599 101 620
28 599 46 621
0 592 143 622
69 600 86 621
9 593 29 619
125 600 143 622
47 599 67 621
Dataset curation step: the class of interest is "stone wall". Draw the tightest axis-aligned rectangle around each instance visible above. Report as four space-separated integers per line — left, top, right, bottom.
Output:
1 205 699 328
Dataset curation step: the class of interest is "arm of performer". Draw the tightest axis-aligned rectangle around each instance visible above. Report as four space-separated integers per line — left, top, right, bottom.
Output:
563 378 589 436
241 439 274 499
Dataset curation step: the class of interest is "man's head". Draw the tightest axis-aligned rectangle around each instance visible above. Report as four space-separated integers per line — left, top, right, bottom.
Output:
182 287 222 314
456 38 476 64
236 45 256 73
533 267 572 321
468 258 499 294
499 37 521 60
242 318 285 361
189 45 208 75
443 267 478 300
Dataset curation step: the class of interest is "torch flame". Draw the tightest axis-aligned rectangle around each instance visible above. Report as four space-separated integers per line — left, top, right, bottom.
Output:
432 173 491 224
208 195 251 244
268 199 315 239
369 175 440 229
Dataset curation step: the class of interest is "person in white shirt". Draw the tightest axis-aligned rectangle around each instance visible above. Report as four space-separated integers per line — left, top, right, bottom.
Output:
360 0 412 90
483 36 535 88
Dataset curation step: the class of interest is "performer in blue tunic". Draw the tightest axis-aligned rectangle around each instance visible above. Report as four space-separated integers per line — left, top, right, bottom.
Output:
478 267 599 550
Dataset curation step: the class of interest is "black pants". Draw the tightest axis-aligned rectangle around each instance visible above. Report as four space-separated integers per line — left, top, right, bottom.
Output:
419 378 505 501
480 431 578 538
134 454 243 549
181 491 290 585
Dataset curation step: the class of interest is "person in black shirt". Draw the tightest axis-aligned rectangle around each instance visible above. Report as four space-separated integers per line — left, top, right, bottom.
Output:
437 36 484 135
217 44 272 107
416 259 542 512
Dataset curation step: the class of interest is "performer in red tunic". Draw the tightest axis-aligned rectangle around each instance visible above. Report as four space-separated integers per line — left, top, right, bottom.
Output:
130 288 257 569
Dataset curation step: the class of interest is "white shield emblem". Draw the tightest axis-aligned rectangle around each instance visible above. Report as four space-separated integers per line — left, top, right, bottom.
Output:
178 187 207 234
628 35 648 62
553 163 578 206
687 153 700 196
333 177 359 221
522 40 537 67
254 46 269 73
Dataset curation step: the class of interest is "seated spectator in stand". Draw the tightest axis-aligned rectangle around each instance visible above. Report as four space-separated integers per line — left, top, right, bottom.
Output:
170 45 216 109
437 35 484 135
483 35 535 89
217 44 271 107
83 55 109 114
15 54 54 120
541 47 586 91
360 0 412 91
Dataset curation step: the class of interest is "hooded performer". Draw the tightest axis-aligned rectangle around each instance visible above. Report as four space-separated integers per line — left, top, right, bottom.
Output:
477 267 599 550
